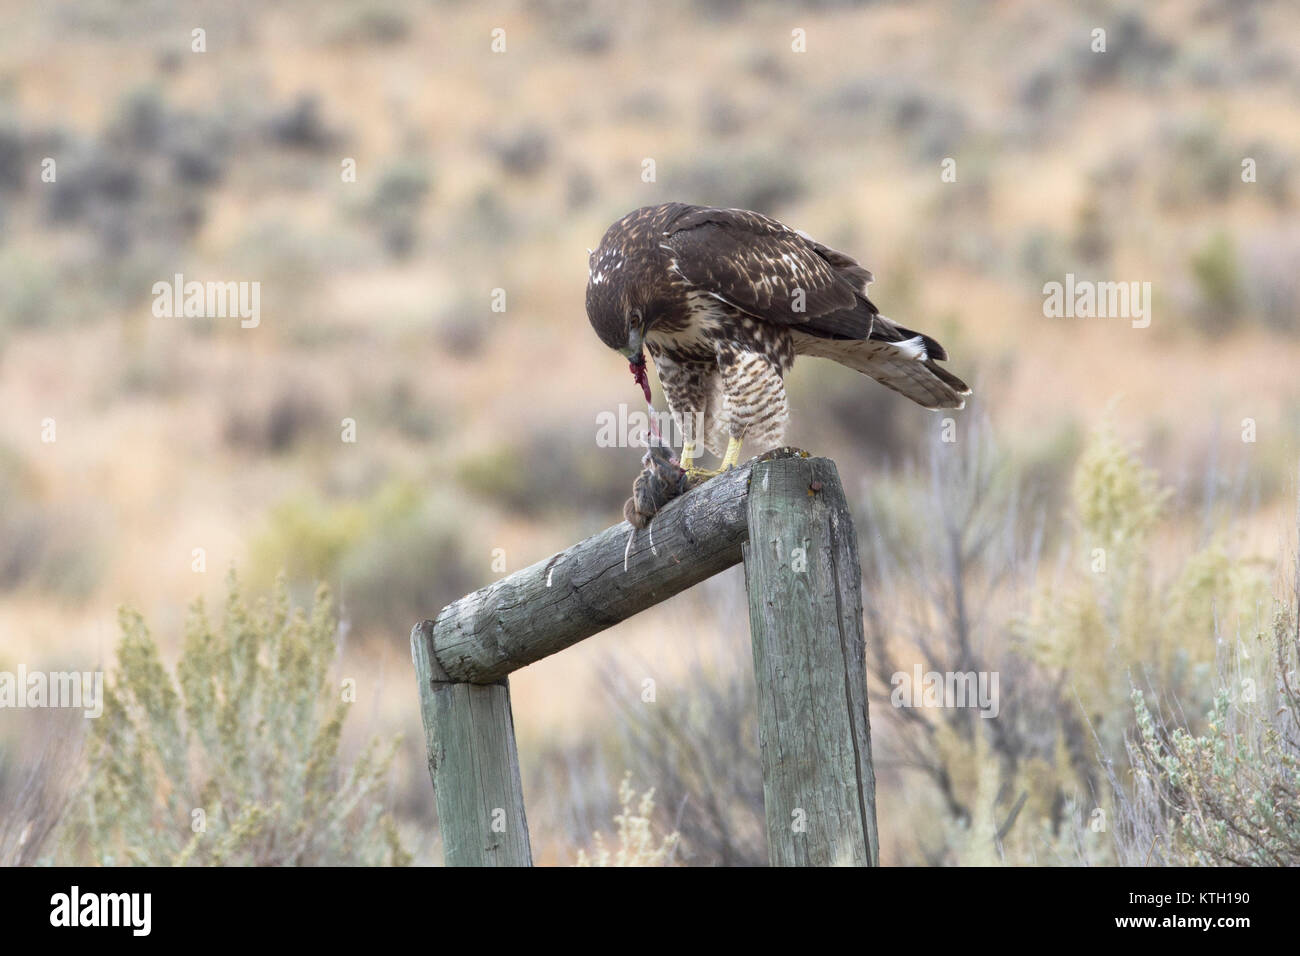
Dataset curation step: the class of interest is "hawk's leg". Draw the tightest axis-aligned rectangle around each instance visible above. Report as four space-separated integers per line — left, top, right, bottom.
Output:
651 353 725 481
717 348 789 469
682 432 745 480
720 436 743 470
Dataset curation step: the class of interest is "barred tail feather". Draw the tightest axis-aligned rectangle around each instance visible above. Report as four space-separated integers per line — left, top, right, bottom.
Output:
792 331 972 410
858 354 970 410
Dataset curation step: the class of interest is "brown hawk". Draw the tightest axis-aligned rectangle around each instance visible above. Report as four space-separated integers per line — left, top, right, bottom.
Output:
586 203 970 478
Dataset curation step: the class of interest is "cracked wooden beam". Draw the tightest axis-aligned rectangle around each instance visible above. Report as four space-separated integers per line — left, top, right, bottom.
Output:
423 452 802 684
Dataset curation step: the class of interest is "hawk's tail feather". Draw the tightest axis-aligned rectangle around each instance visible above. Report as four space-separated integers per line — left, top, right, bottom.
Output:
862 356 969 410
877 323 948 362
893 334 928 361
792 331 971 410
923 360 972 399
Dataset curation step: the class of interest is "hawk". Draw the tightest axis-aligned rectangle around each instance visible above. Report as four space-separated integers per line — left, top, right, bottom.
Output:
586 203 970 479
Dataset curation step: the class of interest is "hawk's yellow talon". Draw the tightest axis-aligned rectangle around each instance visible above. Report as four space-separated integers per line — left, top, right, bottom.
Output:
679 439 717 481
720 437 743 471
675 437 742 482
679 439 699 470
684 465 722 482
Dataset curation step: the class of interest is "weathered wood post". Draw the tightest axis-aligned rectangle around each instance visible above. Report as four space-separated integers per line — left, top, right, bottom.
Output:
743 457 879 866
411 620 532 866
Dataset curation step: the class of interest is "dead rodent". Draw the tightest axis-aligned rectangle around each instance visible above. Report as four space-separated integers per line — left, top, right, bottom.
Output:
623 444 690 529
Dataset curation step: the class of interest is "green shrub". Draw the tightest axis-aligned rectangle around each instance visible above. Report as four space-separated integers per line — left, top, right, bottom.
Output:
863 422 1274 864
1129 601 1300 866
251 481 478 638
1189 231 1243 330
252 495 370 585
455 427 629 521
0 250 58 334
367 160 431 258
57 574 409 866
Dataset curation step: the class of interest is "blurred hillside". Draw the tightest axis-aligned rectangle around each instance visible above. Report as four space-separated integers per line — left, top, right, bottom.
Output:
1 0 1299 865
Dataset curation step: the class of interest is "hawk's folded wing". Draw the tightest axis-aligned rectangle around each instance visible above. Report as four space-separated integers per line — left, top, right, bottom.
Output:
662 206 948 359
662 206 869 336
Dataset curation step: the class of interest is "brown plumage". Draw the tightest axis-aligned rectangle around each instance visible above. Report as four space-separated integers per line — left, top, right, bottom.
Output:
586 203 970 468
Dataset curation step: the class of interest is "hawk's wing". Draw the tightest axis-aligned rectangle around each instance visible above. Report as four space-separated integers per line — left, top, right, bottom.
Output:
663 206 949 360
662 206 880 340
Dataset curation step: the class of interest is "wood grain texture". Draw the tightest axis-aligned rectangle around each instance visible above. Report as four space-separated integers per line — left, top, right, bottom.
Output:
743 457 879 866
411 620 532 866
430 454 775 683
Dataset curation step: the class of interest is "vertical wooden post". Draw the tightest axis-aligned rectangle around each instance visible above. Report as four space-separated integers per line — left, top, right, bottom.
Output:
743 457 879 866
411 620 533 866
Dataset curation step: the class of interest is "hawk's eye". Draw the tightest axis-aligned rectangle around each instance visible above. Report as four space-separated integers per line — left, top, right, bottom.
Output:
629 308 643 328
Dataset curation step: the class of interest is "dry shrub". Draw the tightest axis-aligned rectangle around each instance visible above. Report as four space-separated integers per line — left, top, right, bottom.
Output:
56 573 409 866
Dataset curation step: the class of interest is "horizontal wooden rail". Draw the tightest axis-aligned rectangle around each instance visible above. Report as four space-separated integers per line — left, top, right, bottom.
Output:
429 454 764 684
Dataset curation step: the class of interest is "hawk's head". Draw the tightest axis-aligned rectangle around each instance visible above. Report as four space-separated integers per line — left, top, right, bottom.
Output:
586 247 652 402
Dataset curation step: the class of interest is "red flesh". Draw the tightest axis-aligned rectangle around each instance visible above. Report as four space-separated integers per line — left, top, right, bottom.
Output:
630 358 652 403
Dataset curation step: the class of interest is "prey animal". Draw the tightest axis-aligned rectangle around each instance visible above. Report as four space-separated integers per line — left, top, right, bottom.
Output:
586 203 970 480
623 443 691 530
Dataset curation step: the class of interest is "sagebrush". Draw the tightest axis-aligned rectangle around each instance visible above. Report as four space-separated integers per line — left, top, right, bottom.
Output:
56 573 409 866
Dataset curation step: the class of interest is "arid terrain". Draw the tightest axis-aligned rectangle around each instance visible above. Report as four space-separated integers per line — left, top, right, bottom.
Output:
2 0 1299 866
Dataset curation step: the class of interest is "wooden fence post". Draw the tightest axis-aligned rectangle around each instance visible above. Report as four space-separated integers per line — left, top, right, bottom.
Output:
411 620 533 866
743 457 879 866
411 451 880 867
